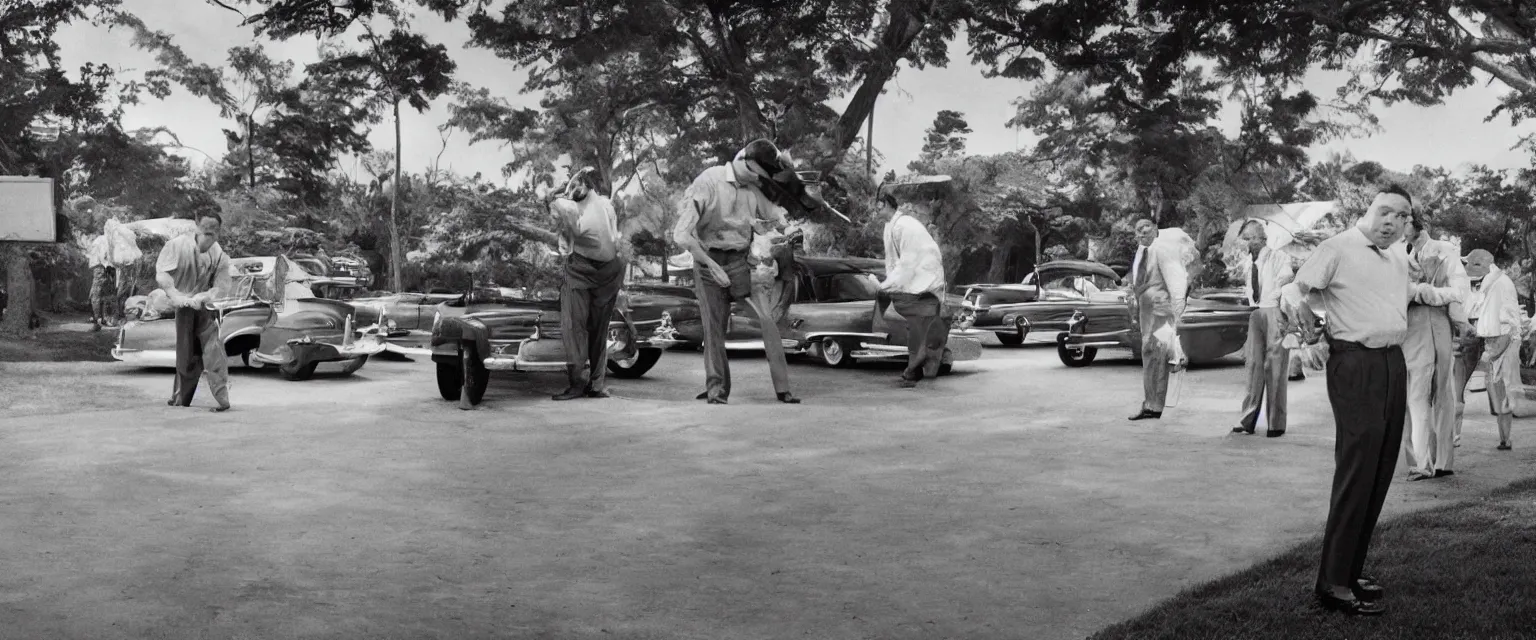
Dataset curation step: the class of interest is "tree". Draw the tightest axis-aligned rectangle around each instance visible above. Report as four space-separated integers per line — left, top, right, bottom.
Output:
309 25 457 292
1 0 129 334
912 109 971 169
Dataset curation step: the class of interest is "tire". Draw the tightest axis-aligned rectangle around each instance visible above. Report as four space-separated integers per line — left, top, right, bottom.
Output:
280 359 319 381
995 331 1025 346
461 344 489 406
938 363 953 376
1057 343 1098 367
819 337 854 368
239 350 266 369
608 348 662 379
339 355 368 376
436 361 463 401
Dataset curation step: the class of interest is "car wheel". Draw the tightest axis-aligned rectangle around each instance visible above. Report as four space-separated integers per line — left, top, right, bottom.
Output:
995 331 1025 346
239 350 266 369
436 360 463 401
280 360 319 381
339 355 368 376
938 362 953 376
608 348 662 379
461 344 489 406
1057 343 1098 367
820 337 854 368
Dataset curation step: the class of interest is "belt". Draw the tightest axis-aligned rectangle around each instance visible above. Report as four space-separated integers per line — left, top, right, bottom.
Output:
1328 338 1398 353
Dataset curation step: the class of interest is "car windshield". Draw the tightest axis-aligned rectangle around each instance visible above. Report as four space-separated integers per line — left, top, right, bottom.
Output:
821 273 881 302
1040 274 1116 300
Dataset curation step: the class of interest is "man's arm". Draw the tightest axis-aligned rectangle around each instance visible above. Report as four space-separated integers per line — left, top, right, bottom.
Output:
880 220 913 291
155 238 190 306
672 182 727 280
1159 244 1189 319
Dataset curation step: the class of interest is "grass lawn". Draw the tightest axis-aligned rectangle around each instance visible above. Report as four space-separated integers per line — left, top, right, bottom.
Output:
0 328 117 362
1091 477 1536 640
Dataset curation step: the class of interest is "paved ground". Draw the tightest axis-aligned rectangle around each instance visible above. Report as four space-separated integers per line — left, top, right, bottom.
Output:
1 336 1532 639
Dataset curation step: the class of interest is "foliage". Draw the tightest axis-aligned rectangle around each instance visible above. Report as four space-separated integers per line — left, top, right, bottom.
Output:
912 109 971 170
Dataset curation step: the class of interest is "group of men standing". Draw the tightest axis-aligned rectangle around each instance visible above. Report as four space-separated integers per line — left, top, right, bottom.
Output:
545 138 955 406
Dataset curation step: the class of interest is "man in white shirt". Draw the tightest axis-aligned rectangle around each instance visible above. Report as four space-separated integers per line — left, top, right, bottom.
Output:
1400 215 1469 479
87 233 117 331
1128 218 1189 421
1233 220 1295 437
876 193 949 388
549 167 625 401
1463 249 1522 450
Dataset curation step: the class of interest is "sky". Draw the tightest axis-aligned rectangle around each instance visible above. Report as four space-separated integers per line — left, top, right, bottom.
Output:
52 1 1536 189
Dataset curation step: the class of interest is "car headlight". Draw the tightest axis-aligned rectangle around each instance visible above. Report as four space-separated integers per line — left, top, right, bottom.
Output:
1002 313 1017 325
386 318 397 330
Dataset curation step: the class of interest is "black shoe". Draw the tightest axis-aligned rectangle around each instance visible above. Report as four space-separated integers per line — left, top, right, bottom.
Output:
1498 442 1512 451
707 397 728 405
586 388 611 398
1354 576 1384 602
1434 469 1455 478
1266 431 1284 438
1128 410 1162 421
1315 588 1385 615
900 379 919 389
696 391 709 401
1289 374 1306 382
210 405 230 413
167 399 186 407
1232 426 1255 434
552 388 585 401
777 392 801 404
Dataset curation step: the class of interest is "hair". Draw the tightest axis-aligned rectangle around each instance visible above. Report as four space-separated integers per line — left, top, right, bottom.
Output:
1378 183 1413 206
877 193 898 210
1134 218 1156 230
195 210 223 226
1408 211 1427 232
1240 219 1265 234
740 138 783 173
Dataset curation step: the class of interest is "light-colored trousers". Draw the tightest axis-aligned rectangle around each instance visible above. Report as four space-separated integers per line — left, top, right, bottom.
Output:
1239 307 1290 433
1137 298 1173 413
1401 305 1457 474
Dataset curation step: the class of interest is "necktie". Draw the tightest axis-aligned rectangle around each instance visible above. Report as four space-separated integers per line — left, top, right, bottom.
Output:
1250 257 1261 302
1135 248 1148 285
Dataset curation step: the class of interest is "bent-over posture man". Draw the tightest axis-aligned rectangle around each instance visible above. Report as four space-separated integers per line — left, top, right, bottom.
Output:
88 233 117 331
550 167 624 401
877 193 949 388
1400 215 1468 479
1464 249 1523 450
1282 185 1426 616
1233 219 1294 437
672 138 801 405
1127 218 1188 421
157 211 233 412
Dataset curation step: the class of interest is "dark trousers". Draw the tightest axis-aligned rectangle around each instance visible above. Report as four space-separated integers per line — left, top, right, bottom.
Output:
1317 341 1407 590
883 292 948 381
561 253 624 392
694 249 792 400
172 307 230 407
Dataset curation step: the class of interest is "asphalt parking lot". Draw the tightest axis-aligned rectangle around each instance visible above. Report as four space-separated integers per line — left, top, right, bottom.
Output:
2 335 1532 639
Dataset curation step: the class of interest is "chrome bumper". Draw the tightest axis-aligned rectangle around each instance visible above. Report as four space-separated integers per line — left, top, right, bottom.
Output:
725 339 804 352
110 348 176 367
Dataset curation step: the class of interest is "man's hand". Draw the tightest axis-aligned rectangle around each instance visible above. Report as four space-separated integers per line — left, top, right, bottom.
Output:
708 263 731 287
1455 320 1474 337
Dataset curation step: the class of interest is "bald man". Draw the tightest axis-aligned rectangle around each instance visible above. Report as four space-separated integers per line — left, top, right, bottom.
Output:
1463 249 1522 451
1281 185 1430 616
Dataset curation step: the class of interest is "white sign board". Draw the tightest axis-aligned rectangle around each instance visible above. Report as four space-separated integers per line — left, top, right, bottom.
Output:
0 176 57 242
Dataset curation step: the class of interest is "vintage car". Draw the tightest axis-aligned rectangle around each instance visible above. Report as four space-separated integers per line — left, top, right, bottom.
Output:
347 290 465 355
429 289 685 406
111 256 389 380
962 260 1123 345
292 253 373 289
1056 288 1254 367
634 254 983 371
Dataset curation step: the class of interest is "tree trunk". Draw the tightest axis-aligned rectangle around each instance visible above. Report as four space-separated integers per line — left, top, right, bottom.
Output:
985 240 1014 283
819 1 935 173
1 244 36 335
246 113 256 189
390 99 403 293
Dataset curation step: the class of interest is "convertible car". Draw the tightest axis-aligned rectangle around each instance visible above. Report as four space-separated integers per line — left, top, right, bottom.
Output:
962 260 1122 345
348 290 464 355
635 254 983 371
111 256 389 380
1056 289 1253 367
429 289 685 407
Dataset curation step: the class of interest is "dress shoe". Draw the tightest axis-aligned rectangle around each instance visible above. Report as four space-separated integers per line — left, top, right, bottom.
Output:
1314 588 1385 616
586 388 611 398
1408 470 1433 481
1231 426 1255 434
1434 469 1455 478
707 397 728 405
900 379 919 389
777 392 801 404
1266 430 1284 438
1289 373 1306 382
1128 410 1162 421
1354 576 1384 602
210 405 230 413
552 388 585 401
167 399 186 407
696 391 709 401
1498 442 1513 451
